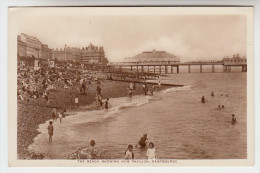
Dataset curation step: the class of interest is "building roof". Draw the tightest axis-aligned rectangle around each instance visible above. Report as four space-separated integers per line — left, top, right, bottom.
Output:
126 49 180 62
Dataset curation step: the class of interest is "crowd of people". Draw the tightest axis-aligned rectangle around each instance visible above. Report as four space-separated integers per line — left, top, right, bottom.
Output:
18 61 166 160
17 62 111 110
126 80 161 100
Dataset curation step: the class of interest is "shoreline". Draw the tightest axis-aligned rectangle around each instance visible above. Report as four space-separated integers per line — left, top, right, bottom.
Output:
18 79 176 159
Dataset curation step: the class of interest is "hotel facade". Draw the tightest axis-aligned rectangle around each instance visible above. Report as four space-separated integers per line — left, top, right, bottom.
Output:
17 33 108 65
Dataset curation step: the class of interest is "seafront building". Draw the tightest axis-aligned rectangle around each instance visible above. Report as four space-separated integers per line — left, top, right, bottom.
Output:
125 49 180 63
79 43 108 64
222 54 247 64
18 33 46 59
17 33 108 65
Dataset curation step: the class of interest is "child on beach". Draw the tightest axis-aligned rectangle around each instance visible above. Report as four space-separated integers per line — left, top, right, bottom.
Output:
89 140 100 159
95 94 99 107
58 111 62 123
47 121 54 143
104 98 110 110
75 96 79 109
125 145 134 159
150 85 155 96
128 87 133 100
98 95 103 108
146 142 156 160
158 81 161 89
51 107 57 121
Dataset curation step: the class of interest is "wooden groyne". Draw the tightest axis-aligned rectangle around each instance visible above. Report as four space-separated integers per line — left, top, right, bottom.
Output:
106 78 184 87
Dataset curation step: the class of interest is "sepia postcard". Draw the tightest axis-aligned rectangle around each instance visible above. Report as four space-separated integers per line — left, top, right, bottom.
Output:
8 7 254 167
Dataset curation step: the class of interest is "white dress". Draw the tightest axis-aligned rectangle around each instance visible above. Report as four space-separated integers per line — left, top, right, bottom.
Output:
146 148 156 159
125 150 133 159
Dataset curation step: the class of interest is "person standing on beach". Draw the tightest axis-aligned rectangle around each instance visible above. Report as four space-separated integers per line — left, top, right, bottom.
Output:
98 94 103 107
104 98 110 110
128 88 133 100
48 121 54 143
95 94 100 107
51 107 57 122
145 84 149 95
97 85 102 95
75 95 79 109
130 82 134 91
142 84 146 94
81 80 86 95
158 81 161 89
151 85 155 96
58 111 62 123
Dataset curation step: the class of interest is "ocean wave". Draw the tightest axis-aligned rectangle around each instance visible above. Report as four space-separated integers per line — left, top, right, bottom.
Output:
67 86 191 125
161 85 192 94
65 95 153 125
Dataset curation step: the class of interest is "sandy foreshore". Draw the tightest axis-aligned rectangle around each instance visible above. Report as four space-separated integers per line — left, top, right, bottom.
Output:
17 79 170 159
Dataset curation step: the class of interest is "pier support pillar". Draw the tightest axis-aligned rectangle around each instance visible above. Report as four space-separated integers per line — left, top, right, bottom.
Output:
212 65 215 73
188 65 191 73
223 65 226 72
159 66 162 74
141 66 144 72
148 66 150 73
137 66 139 72
171 66 173 73
165 66 168 74
242 65 247 72
154 66 156 73
130 66 132 71
200 65 202 73
227 66 231 72
177 65 179 73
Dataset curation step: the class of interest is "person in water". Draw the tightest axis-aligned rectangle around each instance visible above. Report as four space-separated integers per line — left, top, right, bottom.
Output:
201 96 205 103
146 142 156 159
211 91 215 96
47 121 54 143
231 114 237 125
222 105 225 108
137 134 148 148
125 145 134 159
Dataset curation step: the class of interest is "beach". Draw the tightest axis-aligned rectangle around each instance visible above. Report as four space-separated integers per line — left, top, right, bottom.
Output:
17 78 170 159
27 72 247 159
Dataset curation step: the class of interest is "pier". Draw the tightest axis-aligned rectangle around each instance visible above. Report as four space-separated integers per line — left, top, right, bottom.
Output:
107 59 247 74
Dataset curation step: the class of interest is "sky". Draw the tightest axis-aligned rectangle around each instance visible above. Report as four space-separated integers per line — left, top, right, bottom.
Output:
9 8 247 62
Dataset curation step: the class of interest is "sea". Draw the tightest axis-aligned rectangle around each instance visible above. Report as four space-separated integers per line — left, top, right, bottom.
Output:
28 66 247 159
